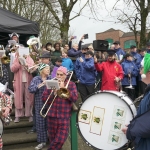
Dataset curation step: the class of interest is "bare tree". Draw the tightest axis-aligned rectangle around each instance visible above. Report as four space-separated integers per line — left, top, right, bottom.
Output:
114 8 140 47
41 0 103 45
0 0 60 44
113 0 150 48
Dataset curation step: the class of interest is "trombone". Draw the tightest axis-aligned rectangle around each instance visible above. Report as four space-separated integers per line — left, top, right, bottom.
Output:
40 71 73 118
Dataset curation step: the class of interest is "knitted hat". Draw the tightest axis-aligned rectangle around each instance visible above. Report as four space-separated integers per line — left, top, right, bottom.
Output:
38 63 49 72
141 53 150 79
57 66 67 75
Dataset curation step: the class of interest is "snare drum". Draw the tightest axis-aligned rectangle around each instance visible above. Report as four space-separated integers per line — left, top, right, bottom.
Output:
77 91 137 150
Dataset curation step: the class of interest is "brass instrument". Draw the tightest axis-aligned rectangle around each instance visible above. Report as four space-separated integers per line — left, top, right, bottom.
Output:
10 45 17 53
28 63 41 73
1 56 10 64
57 71 73 99
40 71 73 118
27 37 40 63
0 45 10 77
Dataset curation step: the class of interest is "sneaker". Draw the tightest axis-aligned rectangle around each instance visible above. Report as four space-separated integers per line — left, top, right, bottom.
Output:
14 117 20 123
26 129 36 134
29 116 33 122
35 143 46 150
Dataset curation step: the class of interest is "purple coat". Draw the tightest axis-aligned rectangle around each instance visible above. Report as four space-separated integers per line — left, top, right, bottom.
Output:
51 66 59 78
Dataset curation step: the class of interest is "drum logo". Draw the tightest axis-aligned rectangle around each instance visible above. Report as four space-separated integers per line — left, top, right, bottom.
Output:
112 135 119 143
94 117 100 124
81 113 88 120
78 110 91 124
116 109 124 117
114 122 122 130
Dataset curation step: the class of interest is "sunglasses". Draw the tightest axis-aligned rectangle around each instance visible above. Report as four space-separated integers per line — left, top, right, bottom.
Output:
57 73 64 76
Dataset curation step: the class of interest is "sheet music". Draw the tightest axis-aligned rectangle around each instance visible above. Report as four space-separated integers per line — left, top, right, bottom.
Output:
0 50 5 57
45 80 60 90
18 47 29 57
8 40 16 46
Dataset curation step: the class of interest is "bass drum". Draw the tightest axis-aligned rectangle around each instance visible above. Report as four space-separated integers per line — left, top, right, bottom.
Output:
77 91 137 150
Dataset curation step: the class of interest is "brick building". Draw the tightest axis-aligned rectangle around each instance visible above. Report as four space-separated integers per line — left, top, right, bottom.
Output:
96 28 141 50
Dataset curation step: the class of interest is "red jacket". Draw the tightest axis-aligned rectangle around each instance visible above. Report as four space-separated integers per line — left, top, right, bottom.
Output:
95 61 124 91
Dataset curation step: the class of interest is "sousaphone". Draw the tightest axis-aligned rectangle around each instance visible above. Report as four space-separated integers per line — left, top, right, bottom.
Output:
27 37 39 62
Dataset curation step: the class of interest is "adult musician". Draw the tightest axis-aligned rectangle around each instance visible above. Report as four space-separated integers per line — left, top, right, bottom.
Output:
28 64 51 150
5 32 24 66
94 51 124 91
5 32 24 92
42 66 78 150
11 52 34 123
0 91 12 150
122 53 150 150
121 53 138 100
75 51 96 102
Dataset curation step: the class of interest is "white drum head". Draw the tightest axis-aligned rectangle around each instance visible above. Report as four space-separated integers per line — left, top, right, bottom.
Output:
77 91 137 150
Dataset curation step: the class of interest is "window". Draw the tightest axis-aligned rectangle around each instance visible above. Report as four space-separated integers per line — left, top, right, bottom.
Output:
124 40 136 49
105 38 113 49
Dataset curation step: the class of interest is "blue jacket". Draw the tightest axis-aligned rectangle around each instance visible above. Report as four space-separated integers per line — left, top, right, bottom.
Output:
130 51 141 67
121 60 138 85
115 48 126 60
147 50 150 54
68 48 81 66
68 48 81 58
62 57 74 71
75 57 96 85
126 85 150 150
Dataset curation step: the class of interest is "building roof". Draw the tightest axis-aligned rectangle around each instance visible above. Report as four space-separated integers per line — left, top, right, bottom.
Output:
122 32 140 38
96 28 124 34
104 28 116 32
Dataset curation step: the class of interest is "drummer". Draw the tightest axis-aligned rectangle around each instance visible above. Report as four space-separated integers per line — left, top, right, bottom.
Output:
94 51 124 91
122 53 150 150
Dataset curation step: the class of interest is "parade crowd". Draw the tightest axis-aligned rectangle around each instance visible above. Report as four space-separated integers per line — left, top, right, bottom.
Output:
1 32 150 150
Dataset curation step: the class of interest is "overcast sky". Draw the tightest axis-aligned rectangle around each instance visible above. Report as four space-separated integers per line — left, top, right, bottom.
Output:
69 0 129 44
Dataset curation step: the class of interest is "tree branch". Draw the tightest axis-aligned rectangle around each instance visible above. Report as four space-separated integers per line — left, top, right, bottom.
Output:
42 0 61 25
69 0 88 21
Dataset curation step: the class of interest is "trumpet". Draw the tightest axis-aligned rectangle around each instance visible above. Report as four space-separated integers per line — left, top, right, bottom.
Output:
40 71 73 118
28 63 41 73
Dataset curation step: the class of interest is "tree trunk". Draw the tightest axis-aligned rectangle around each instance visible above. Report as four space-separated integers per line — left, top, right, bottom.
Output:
134 31 138 48
60 14 70 46
139 9 148 48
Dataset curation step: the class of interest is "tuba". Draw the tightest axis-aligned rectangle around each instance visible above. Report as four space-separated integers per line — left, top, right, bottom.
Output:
27 37 40 63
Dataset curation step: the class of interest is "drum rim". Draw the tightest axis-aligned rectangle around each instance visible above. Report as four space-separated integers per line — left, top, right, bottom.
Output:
0 119 3 137
76 91 134 150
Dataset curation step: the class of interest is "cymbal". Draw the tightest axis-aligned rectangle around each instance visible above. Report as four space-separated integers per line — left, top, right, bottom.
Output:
27 37 38 46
